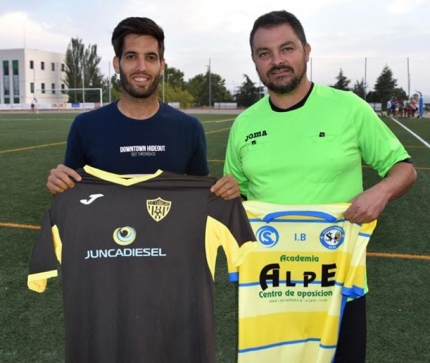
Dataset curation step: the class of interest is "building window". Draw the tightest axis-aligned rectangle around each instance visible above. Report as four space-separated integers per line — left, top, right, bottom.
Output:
41 83 45 94
13 60 18 76
41 62 45 70
12 60 19 99
31 82 34 94
3 60 10 99
61 63 65 72
52 83 56 94
51 63 55 71
3 61 9 76
30 60 34 69
61 84 66 94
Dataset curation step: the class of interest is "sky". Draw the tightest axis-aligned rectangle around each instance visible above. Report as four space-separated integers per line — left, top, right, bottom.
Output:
1 0 429 98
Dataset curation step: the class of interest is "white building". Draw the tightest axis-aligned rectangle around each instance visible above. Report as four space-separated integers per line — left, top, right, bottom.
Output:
0 48 68 105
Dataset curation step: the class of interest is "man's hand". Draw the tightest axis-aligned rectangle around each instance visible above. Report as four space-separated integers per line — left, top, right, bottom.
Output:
210 174 240 200
47 164 82 195
344 186 389 224
345 162 416 223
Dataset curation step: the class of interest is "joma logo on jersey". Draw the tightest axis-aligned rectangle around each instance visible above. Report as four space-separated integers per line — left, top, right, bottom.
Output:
147 198 172 222
244 130 268 142
80 194 104 205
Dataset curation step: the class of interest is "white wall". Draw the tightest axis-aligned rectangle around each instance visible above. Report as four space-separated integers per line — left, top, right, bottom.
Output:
0 48 68 105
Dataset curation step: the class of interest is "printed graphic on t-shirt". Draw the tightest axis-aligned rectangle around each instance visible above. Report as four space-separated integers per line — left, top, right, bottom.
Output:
119 144 166 157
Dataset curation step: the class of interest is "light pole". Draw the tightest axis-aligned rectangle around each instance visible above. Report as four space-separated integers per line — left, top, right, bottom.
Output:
364 57 367 101
108 61 112 104
207 58 211 110
81 58 85 110
407 57 410 98
162 71 165 103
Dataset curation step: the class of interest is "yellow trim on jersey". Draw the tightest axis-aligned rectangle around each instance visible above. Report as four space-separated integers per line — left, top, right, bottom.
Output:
52 225 62 263
237 342 335 363
84 165 163 186
27 270 58 293
205 216 258 280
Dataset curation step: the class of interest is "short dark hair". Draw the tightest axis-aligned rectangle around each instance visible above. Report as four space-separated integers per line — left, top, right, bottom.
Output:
250 10 307 52
111 17 165 59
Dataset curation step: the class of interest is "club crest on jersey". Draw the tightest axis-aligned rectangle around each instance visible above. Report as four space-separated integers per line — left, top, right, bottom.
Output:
146 198 172 222
320 226 345 250
256 225 279 248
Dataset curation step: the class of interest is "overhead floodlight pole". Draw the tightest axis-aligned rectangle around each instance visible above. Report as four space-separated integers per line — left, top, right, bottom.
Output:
81 59 85 111
407 57 410 97
162 70 165 103
364 57 367 100
108 61 112 104
207 58 211 110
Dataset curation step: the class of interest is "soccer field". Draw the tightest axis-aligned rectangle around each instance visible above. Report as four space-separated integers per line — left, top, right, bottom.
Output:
0 111 429 362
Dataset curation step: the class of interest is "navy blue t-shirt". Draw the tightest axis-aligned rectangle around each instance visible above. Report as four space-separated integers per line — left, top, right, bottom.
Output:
64 102 209 175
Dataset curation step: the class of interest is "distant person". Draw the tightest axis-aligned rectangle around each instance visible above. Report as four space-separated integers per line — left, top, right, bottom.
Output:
398 99 405 118
410 94 419 118
416 91 424 118
30 98 37 113
386 98 392 114
394 98 400 117
388 97 396 116
223 10 417 363
46 17 238 200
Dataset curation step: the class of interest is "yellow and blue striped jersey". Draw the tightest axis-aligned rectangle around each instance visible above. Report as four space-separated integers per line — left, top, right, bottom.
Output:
230 201 377 363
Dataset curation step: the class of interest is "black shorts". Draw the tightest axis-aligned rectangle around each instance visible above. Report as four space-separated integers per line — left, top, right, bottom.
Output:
334 296 367 363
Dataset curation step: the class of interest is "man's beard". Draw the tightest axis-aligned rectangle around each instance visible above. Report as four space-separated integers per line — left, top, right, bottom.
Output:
259 63 306 95
119 68 161 98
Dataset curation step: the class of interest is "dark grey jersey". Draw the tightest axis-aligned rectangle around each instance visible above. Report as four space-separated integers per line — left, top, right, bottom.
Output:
28 166 256 363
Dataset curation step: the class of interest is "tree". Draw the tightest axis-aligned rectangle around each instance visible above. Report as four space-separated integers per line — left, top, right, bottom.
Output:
64 38 105 103
331 69 351 91
373 65 397 106
156 64 193 108
234 74 260 107
164 64 186 90
187 71 232 107
352 79 367 100
186 74 205 106
393 87 407 101
366 90 378 103
158 83 193 108
108 74 122 102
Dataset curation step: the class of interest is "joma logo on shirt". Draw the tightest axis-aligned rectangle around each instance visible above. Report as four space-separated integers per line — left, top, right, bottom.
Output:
244 130 268 142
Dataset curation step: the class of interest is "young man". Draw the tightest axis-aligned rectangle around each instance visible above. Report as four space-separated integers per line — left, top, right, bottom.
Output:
224 10 417 363
47 17 238 199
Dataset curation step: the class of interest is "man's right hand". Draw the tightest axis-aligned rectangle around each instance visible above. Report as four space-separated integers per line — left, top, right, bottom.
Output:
47 164 82 195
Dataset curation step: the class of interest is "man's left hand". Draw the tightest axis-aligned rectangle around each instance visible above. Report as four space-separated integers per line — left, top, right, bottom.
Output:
344 186 389 223
210 174 240 200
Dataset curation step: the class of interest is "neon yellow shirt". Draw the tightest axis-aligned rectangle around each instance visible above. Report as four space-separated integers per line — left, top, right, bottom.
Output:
224 84 410 203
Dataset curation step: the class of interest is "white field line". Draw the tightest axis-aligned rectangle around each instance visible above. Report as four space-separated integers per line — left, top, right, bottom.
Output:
390 117 430 149
215 118 234 123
